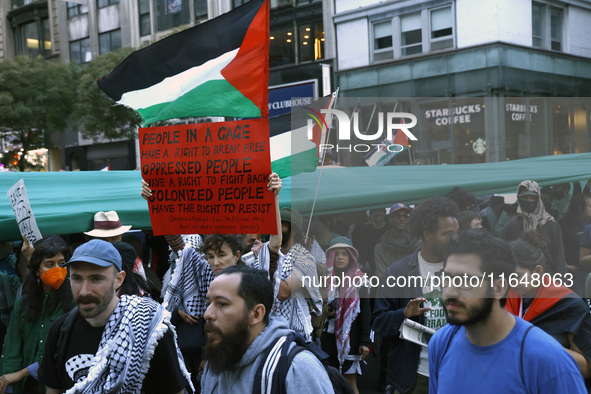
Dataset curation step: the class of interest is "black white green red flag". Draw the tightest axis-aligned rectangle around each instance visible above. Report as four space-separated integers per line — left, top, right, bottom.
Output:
97 0 269 126
269 92 337 178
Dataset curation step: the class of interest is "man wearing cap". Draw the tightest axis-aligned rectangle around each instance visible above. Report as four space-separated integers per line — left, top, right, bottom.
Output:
85 210 150 295
256 207 322 342
501 180 566 274
38 239 191 394
372 196 459 394
374 203 422 280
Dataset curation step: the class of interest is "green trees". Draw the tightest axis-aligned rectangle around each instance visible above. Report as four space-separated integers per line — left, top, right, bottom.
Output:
0 56 77 171
72 47 141 141
0 48 141 171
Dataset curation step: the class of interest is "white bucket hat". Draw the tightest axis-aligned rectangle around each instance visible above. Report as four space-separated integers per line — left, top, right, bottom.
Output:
84 211 132 238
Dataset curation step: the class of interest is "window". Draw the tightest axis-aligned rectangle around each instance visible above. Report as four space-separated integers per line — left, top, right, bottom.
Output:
99 29 121 55
430 6 453 51
195 0 207 18
373 21 393 61
550 7 563 51
270 25 296 66
14 19 51 57
66 1 88 18
97 0 118 8
298 21 324 62
69 37 91 64
401 13 422 57
156 0 190 32
532 2 563 51
370 5 454 63
139 0 151 36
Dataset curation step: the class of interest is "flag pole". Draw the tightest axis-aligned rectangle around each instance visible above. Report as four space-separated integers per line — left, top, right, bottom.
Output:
304 88 339 242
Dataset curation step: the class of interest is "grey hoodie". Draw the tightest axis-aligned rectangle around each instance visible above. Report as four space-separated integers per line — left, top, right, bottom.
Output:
201 316 335 394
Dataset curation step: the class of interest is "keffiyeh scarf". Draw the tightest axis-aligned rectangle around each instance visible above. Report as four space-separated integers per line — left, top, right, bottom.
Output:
517 180 554 233
262 243 322 342
326 248 363 366
66 295 192 393
163 245 214 317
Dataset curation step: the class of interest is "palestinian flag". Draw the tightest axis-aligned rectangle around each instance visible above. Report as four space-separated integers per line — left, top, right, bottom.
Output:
269 92 337 178
364 119 410 166
97 0 269 126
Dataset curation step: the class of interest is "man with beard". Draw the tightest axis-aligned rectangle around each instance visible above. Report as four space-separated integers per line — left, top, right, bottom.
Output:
429 230 585 393
256 207 322 342
372 196 458 394
200 265 333 393
39 239 190 394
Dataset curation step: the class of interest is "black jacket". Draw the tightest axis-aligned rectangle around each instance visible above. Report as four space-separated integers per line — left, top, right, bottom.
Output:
371 249 424 393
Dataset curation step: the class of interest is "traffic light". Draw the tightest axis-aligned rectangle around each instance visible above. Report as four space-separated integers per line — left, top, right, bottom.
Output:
11 153 18 167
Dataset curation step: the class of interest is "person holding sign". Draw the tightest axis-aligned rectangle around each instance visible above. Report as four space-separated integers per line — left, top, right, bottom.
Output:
142 172 282 392
0 236 74 394
255 207 322 342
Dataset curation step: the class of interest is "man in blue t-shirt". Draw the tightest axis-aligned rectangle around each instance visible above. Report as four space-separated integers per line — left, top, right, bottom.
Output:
429 230 586 394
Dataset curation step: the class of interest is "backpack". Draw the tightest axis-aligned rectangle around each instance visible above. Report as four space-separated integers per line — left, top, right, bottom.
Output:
253 331 355 394
52 307 80 368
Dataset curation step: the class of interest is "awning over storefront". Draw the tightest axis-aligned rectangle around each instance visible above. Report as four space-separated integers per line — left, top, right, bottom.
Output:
1 152 590 241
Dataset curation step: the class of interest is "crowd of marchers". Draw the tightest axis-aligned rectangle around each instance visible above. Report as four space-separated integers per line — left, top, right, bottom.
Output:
0 177 590 394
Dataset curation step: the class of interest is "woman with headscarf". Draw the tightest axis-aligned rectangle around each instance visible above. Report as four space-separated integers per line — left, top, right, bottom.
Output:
0 236 74 394
321 236 371 394
501 180 567 274
506 235 591 378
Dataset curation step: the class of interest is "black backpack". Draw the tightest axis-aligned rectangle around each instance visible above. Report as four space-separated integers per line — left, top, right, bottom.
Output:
52 307 80 368
253 331 355 394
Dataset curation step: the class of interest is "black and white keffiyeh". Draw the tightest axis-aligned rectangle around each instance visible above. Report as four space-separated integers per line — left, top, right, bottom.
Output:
259 243 322 342
66 295 192 393
163 245 214 317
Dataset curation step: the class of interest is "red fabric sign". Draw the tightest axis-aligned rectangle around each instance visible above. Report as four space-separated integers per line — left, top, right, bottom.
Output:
139 118 276 235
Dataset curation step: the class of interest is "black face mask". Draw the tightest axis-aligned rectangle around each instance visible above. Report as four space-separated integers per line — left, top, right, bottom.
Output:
519 200 538 214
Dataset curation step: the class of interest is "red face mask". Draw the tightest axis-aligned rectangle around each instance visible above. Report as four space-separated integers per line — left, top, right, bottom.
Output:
39 267 68 290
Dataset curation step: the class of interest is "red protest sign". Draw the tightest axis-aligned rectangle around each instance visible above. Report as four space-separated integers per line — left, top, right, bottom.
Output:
139 118 276 235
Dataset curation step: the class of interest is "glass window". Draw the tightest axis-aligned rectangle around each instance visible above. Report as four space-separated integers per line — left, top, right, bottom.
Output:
401 13 422 57
43 19 51 53
97 0 119 8
233 0 250 7
532 3 563 52
271 0 292 8
14 19 51 58
372 20 393 62
532 3 543 48
156 0 190 32
270 25 295 66
550 7 562 51
67 1 88 18
195 0 207 18
430 6 453 51
23 22 40 57
139 0 151 36
99 29 122 55
298 21 324 62
69 37 91 64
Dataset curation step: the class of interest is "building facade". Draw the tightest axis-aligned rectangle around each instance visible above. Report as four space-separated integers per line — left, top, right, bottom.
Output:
1 0 332 170
334 0 591 165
